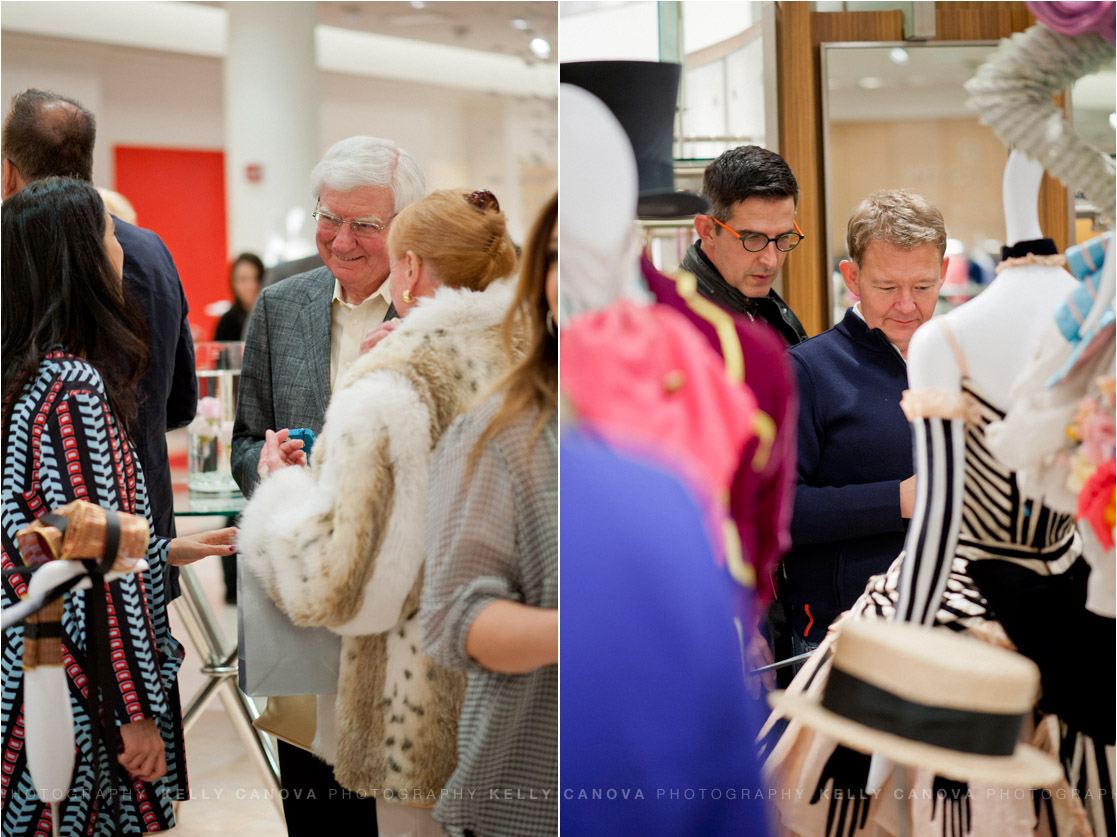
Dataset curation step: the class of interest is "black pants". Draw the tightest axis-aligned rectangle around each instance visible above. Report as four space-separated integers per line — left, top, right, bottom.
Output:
766 569 796 690
277 740 378 834
221 553 238 603
222 515 238 603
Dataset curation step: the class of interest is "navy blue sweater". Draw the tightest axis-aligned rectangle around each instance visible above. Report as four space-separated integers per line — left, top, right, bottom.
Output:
782 308 912 642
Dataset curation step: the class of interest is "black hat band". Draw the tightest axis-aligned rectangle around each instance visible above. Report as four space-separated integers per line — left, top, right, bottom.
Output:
822 666 1024 757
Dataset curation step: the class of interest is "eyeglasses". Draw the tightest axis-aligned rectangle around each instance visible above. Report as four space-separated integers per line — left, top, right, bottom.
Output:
464 189 500 212
312 201 391 239
712 217 805 253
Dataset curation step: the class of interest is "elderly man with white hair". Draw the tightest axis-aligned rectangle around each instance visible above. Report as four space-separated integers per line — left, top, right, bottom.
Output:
231 135 426 835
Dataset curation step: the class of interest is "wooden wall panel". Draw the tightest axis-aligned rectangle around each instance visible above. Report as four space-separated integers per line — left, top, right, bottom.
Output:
775 1 1066 337
776 1 826 337
813 10 904 43
933 1 1034 40
1039 91 1072 254
778 7 904 337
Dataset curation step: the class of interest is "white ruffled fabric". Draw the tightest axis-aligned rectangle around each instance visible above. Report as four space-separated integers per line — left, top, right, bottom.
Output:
964 23 1115 220
900 389 983 424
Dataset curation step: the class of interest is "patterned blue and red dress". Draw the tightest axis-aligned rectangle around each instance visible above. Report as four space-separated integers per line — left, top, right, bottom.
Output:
2 352 187 835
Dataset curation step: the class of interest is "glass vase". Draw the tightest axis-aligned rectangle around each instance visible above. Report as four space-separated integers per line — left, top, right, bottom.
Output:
187 341 244 493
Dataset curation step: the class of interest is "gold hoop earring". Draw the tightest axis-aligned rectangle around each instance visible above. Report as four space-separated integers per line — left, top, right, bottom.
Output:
402 289 415 304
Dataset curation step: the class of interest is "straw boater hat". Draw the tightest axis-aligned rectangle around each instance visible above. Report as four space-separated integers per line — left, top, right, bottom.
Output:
770 620 1063 787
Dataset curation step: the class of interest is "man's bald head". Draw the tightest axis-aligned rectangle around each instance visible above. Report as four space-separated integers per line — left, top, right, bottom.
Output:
2 89 96 190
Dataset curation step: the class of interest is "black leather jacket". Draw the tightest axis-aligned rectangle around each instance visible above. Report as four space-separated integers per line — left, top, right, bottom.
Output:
680 241 808 347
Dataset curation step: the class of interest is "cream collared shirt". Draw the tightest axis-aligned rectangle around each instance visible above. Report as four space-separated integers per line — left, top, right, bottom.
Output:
330 279 392 390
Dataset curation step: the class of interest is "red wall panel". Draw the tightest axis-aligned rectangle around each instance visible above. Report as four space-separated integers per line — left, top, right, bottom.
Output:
114 146 227 340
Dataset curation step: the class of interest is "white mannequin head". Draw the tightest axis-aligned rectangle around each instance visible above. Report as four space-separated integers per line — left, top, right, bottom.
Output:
558 84 641 321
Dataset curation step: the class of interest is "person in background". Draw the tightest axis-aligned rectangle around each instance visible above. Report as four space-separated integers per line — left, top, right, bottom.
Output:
779 189 948 658
560 68 799 691
2 177 234 836
685 145 809 347
215 252 265 341
421 193 558 837
686 146 807 679
1 89 198 599
97 187 137 225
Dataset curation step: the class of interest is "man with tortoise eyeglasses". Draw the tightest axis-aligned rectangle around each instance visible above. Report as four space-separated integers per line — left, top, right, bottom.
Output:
685 145 809 347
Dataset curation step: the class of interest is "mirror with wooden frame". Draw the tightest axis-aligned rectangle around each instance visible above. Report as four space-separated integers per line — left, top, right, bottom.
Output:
821 40 1003 326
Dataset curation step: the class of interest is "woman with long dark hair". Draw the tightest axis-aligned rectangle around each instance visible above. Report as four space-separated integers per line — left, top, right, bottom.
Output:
2 177 234 835
214 252 265 341
420 193 559 837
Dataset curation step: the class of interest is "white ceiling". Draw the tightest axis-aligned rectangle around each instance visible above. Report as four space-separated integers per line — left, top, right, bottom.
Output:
191 1 557 63
316 2 554 61
0 1 558 97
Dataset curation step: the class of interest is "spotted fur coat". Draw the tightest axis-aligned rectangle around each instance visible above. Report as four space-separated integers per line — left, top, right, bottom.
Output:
238 280 516 797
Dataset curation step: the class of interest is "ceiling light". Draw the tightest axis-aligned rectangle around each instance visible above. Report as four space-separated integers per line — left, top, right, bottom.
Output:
511 18 530 30
409 1 426 8
889 47 909 64
530 37 551 59
858 76 885 90
1110 112 1117 130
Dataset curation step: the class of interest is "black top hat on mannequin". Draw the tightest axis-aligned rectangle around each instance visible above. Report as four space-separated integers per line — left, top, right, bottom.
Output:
561 60 707 220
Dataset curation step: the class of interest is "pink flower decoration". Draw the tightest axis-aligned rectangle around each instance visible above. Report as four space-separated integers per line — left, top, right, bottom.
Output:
1081 410 1117 466
197 396 223 421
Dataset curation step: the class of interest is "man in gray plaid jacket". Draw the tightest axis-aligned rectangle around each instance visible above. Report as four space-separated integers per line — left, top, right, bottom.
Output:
230 134 426 834
232 135 426 492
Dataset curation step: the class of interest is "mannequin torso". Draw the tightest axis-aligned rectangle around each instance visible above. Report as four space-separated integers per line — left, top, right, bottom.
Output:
906 151 1078 406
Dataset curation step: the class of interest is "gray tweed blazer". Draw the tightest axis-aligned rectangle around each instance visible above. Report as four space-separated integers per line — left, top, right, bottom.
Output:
231 266 395 497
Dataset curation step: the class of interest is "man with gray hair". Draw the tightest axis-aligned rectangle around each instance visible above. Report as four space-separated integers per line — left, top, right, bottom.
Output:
231 135 425 833
776 189 949 662
232 135 425 492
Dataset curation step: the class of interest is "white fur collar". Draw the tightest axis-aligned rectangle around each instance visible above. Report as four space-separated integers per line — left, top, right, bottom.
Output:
340 279 514 389
400 278 514 334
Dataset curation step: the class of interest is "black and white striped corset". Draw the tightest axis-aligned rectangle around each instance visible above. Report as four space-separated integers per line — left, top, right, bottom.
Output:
855 553 991 631
956 379 1081 575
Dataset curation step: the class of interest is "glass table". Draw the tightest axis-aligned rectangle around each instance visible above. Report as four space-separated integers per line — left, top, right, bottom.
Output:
174 491 282 814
